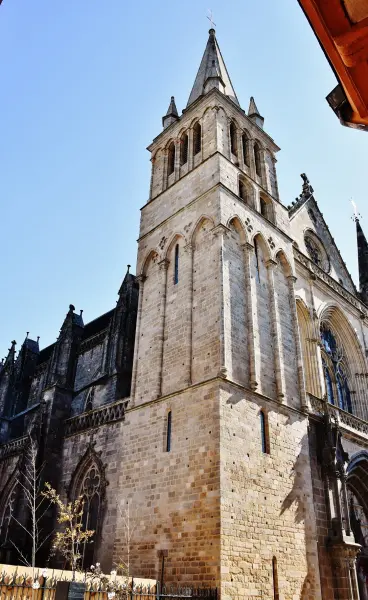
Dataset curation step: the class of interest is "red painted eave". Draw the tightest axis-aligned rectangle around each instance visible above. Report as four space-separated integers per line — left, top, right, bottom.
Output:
298 0 368 130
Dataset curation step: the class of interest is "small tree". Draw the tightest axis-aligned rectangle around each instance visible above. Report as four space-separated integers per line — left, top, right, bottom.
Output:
42 483 94 579
9 438 53 575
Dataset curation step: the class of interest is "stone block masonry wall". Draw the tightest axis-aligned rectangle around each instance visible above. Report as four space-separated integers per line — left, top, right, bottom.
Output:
61 382 221 584
220 383 322 600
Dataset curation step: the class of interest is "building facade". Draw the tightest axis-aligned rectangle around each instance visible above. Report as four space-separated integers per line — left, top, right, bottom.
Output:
1 28 368 600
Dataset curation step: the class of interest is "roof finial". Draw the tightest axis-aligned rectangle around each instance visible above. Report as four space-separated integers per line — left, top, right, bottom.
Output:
127 264 131 273
207 9 216 30
37 336 40 343
351 198 361 222
26 332 29 339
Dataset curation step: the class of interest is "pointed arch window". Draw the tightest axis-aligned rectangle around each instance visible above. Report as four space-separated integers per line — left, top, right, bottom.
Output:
180 133 188 166
193 122 201 156
320 324 353 414
242 132 250 167
70 456 106 571
174 245 179 285
254 142 262 178
230 121 238 156
167 142 175 176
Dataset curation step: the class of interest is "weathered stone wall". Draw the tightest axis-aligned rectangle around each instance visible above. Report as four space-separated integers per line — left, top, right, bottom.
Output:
61 382 221 583
220 383 322 600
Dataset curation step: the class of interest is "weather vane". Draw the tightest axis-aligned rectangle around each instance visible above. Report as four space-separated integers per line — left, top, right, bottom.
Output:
207 9 216 29
350 198 361 221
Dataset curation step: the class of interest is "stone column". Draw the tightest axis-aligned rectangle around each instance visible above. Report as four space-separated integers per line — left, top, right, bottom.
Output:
243 242 258 390
156 259 169 398
331 545 361 600
237 129 244 170
212 224 230 379
162 148 168 191
288 275 308 411
188 128 194 170
184 243 194 386
149 156 154 200
131 274 146 404
248 139 256 186
174 138 181 182
266 259 285 401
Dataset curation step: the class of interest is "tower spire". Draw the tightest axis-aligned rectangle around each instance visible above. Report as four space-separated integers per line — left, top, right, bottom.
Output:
187 29 239 107
248 96 264 129
355 214 368 305
162 96 179 129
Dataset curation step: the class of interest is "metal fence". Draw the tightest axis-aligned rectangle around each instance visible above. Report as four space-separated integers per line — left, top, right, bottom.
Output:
0 573 217 600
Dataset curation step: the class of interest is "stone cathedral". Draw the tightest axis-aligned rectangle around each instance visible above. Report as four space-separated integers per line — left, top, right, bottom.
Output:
1 28 368 600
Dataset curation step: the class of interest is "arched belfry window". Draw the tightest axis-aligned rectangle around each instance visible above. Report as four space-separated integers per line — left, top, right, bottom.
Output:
180 133 188 166
167 142 175 176
242 132 250 167
320 323 352 413
69 448 107 571
230 121 238 156
193 122 201 156
254 142 262 178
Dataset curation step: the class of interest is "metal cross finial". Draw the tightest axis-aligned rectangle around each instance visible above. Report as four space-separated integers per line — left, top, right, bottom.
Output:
350 198 361 221
207 9 216 29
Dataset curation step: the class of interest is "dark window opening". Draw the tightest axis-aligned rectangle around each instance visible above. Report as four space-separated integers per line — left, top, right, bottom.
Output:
260 196 268 218
168 142 175 176
242 133 249 167
230 121 238 156
174 244 179 285
239 179 246 202
180 133 188 166
166 411 172 452
260 410 268 454
193 122 201 156
254 142 262 178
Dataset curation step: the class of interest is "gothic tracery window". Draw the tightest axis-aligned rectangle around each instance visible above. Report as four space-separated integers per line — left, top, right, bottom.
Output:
71 456 105 571
304 232 330 273
320 324 352 413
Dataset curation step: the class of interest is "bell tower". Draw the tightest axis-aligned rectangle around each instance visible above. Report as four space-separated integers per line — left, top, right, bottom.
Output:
131 28 290 406
124 28 321 599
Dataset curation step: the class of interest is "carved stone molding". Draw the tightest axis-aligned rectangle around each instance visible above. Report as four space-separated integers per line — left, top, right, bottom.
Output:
64 399 128 437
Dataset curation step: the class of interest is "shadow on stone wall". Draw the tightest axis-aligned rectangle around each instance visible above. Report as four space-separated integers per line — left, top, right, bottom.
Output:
280 440 307 524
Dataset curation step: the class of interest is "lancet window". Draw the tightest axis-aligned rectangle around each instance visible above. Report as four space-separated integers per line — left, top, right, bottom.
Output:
230 121 237 156
320 323 352 413
193 122 201 156
180 133 188 166
167 142 175 176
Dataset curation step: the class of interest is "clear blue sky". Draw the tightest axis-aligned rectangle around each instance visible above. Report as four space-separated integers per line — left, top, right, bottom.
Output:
1 0 367 354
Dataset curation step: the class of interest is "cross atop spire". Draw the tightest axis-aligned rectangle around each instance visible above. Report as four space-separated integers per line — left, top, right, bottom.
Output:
187 29 239 108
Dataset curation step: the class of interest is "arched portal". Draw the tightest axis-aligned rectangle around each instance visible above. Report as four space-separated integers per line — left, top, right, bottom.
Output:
347 452 368 599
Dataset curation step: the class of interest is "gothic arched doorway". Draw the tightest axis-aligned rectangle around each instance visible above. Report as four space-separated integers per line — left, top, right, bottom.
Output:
347 452 368 600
